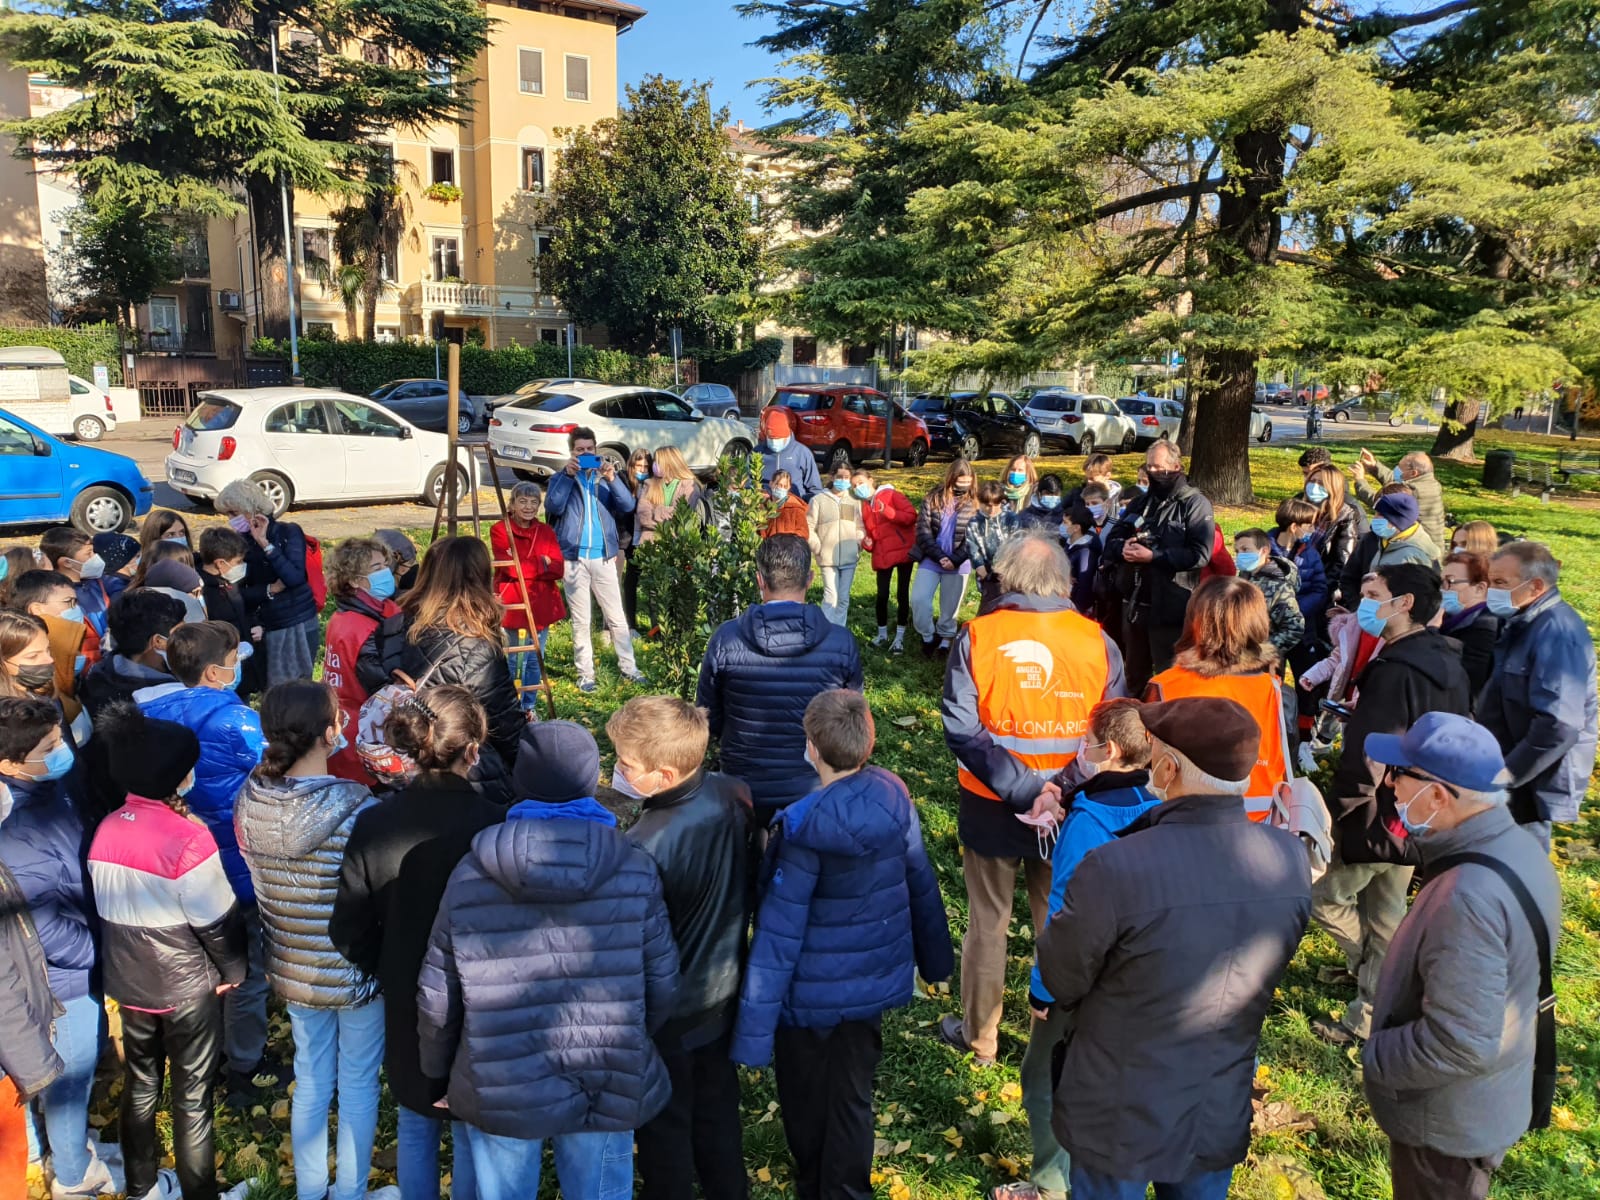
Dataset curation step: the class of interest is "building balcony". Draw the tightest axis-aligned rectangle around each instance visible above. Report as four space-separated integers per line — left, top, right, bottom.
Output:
403 281 564 317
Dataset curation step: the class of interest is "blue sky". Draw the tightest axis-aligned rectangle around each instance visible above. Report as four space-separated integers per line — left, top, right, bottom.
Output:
616 0 789 124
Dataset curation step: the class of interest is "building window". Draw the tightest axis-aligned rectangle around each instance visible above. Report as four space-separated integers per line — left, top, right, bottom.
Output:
792 336 817 366
431 237 460 280
537 235 553 258
147 296 180 349
519 48 543 94
361 41 389 66
299 227 330 272
377 233 399 282
427 58 452 88
522 148 545 192
375 326 400 344
565 54 589 102
305 320 336 338
540 328 559 344
747 193 761 222
430 149 455 185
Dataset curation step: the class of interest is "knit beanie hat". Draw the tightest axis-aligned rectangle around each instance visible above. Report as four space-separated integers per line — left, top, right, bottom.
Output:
761 406 793 438
512 720 600 802
1375 491 1420 530
93 533 140 573
98 703 201 800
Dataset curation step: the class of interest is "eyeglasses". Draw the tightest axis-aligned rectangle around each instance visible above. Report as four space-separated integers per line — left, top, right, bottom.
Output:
1385 765 1458 797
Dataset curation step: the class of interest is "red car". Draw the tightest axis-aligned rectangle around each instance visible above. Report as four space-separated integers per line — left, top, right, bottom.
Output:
767 386 931 470
1296 383 1331 405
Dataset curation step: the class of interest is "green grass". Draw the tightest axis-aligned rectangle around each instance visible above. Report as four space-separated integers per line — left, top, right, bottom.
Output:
83 428 1600 1199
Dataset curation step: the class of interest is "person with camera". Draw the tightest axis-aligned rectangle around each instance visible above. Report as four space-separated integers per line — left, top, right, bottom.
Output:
544 427 647 693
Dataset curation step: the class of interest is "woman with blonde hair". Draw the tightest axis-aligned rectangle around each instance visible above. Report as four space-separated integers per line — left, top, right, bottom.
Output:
1303 463 1366 603
322 537 405 782
635 445 701 544
1146 576 1289 821
1002 454 1037 512
1449 519 1497 557
399 536 525 767
911 458 978 656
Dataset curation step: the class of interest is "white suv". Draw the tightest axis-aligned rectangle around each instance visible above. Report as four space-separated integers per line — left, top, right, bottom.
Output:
488 382 754 477
1024 391 1138 455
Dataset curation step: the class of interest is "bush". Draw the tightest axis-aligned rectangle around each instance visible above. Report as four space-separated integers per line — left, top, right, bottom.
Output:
249 338 678 396
0 324 123 384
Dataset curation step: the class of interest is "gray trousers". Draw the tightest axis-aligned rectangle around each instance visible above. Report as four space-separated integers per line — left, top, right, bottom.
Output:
1311 851 1413 1037
224 904 270 1073
911 565 968 641
1018 1007 1072 1200
264 617 320 687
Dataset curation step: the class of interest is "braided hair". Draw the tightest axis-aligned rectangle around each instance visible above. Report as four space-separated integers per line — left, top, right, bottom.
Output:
255 680 340 779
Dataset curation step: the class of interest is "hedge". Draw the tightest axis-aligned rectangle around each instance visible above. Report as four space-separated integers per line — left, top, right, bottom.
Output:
0 324 123 384
251 339 678 397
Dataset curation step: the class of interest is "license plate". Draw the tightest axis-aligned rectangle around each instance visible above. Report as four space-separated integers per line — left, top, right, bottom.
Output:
171 468 197 484
496 444 529 461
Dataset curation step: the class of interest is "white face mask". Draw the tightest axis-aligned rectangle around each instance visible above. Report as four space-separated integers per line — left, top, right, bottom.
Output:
0 779 12 823
224 562 248 584
77 553 106 580
611 764 649 800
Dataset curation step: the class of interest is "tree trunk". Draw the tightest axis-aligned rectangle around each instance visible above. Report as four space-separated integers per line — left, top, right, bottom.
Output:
249 178 292 340
1187 347 1259 505
363 282 379 343
1430 397 1483 462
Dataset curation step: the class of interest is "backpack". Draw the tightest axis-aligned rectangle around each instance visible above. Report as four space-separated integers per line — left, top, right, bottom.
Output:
355 662 441 788
304 534 328 611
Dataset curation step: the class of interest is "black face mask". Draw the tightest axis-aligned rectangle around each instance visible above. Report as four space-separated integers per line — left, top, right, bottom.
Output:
1146 469 1182 496
13 662 55 692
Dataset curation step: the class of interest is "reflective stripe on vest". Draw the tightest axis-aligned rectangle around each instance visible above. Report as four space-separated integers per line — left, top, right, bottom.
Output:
1147 666 1288 822
958 607 1110 801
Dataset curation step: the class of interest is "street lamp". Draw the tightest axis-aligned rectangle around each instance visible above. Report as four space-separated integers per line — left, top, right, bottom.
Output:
268 22 301 383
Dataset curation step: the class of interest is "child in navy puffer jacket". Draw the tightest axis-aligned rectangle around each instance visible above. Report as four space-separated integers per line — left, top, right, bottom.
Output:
732 690 952 1200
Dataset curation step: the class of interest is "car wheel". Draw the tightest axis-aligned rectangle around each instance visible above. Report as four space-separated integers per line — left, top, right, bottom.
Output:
827 443 853 472
960 433 982 461
906 438 929 467
70 486 132 534
1335 410 1350 422
1120 430 1136 452
1388 413 1403 427
1075 432 1093 456
1259 422 1273 443
1023 432 1042 459
73 415 106 442
456 412 472 437
721 439 752 461
250 472 293 518
424 463 472 506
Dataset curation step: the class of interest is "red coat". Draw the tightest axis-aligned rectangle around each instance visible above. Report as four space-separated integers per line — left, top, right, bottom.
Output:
324 594 401 784
1200 525 1237 582
861 486 917 570
490 517 567 632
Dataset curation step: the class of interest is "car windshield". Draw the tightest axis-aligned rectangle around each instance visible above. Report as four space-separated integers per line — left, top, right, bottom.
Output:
773 389 825 411
186 398 240 431
1116 398 1155 415
909 396 948 414
1027 395 1076 412
505 390 584 412
369 380 412 401
514 380 552 396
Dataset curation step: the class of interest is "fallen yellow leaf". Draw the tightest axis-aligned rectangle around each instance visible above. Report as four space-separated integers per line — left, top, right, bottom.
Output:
756 1166 773 1183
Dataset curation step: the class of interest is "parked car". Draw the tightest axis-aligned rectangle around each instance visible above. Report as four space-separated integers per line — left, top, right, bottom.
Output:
1255 381 1295 404
679 382 741 420
0 347 120 443
484 377 600 416
1251 407 1274 442
65 375 118 441
1329 392 1406 426
368 378 481 435
165 388 475 518
905 391 1040 462
0 406 152 533
767 385 930 469
1295 382 1331 405
1115 395 1184 447
907 393 960 456
1023 391 1138 454
489 382 754 478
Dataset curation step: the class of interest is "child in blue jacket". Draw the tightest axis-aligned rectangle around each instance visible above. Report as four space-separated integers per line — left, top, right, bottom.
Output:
1064 503 1102 617
1010 699 1160 1200
731 690 953 1200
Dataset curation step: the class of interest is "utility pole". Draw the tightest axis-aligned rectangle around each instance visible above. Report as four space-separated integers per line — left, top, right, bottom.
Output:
268 24 301 383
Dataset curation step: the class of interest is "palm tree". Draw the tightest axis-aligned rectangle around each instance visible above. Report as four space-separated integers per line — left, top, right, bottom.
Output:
332 154 407 341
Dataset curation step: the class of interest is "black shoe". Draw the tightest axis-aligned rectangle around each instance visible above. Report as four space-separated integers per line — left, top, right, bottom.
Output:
921 637 938 659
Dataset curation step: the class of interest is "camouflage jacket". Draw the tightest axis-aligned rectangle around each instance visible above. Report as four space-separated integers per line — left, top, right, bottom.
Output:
1243 554 1306 660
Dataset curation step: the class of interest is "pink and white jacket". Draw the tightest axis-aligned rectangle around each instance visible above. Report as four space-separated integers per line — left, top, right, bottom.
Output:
87 796 246 1012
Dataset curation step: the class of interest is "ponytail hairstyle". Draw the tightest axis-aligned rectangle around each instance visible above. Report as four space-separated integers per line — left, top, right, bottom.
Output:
255 679 340 779
384 685 487 772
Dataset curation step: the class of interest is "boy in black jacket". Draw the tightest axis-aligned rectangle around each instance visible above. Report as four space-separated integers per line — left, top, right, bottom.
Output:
611 695 754 1200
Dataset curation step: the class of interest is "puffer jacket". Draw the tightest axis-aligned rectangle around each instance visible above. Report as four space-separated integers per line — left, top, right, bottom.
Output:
807 488 863 569
1313 498 1367 602
1241 552 1305 661
964 508 1016 575
545 469 635 562
730 766 953 1067
245 519 318 632
417 797 679 1139
78 654 179 721
234 772 377 1008
696 601 863 815
1440 603 1500 700
914 492 978 569
141 686 264 902
0 859 64 1100
87 796 246 1012
1339 525 1442 608
1102 477 1216 628
0 774 95 1003
401 626 524 769
861 485 917 570
627 771 755 1051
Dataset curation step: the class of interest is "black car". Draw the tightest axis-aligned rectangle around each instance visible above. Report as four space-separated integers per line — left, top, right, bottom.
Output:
908 391 1041 460
369 378 480 435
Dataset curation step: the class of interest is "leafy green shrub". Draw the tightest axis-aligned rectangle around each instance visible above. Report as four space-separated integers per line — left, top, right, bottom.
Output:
0 324 122 384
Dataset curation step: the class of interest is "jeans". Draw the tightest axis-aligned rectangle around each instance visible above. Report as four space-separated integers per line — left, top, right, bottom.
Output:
818 563 856 626
1069 1164 1233 1200
1310 851 1413 1037
911 564 969 641
635 1039 747 1200
874 563 911 629
464 1125 633 1200
565 557 637 683
395 1106 476 1200
287 999 386 1200
507 626 548 699
121 997 222 1200
26 992 100 1188
224 904 270 1074
1018 1007 1073 1199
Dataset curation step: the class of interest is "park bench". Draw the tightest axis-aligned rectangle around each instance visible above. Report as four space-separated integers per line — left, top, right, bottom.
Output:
1557 449 1600 485
1509 459 1559 502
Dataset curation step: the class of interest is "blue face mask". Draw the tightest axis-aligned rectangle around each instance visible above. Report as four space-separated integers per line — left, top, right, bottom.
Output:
60 605 84 625
1486 586 1520 618
635 469 649 481
1038 495 1061 511
768 436 791 453
1236 550 1262 572
1392 466 1405 484
771 488 789 505
1371 517 1395 540
333 730 348 754
32 742 74 782
74 654 86 676
177 773 195 797
1441 590 1464 616
1306 482 1329 504
163 535 189 546
832 478 850 492
367 568 397 601
225 661 243 691
853 484 873 500
1007 471 1027 487
1395 786 1437 835
1356 596 1390 638
1088 503 1105 521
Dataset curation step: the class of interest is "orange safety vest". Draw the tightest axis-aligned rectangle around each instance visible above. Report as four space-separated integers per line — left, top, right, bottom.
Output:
1147 665 1289 821
958 607 1111 801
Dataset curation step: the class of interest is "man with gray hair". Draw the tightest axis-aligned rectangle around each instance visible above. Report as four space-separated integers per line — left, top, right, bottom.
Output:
939 532 1124 1065
1363 712 1561 1200
1478 541 1597 850
1035 696 1311 1200
1357 448 1446 549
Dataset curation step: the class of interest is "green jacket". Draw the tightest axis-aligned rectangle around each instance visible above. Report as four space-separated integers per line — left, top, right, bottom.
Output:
1356 462 1446 551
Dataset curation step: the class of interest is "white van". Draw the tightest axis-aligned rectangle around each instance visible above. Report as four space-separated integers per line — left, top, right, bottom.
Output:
0 346 118 441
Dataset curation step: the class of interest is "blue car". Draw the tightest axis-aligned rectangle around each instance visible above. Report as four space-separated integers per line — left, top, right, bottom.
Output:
0 406 153 533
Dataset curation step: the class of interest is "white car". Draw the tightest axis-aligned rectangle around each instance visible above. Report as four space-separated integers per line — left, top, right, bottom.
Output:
1023 391 1137 454
487 382 754 477
165 387 475 517
66 375 118 441
1112 396 1274 447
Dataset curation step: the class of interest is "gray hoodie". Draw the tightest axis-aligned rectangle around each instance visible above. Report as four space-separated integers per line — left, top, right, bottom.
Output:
235 773 377 1008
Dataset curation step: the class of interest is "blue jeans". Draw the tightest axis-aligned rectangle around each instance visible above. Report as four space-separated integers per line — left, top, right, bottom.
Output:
396 1106 476 1200
508 626 547 698
464 1125 633 1200
26 992 101 1187
287 999 385 1200
1070 1164 1234 1200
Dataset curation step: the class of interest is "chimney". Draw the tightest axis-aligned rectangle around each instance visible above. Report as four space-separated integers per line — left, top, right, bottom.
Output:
735 119 745 132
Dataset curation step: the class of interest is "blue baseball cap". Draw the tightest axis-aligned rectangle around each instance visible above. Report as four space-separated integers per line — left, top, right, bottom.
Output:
1365 712 1509 793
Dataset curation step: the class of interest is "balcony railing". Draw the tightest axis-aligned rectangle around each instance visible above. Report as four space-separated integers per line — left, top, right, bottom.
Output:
421 282 494 310
406 282 567 316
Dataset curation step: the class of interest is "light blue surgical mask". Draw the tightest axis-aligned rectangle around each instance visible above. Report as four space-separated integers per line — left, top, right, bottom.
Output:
767 436 791 452
73 654 86 676
1306 482 1329 504
853 484 873 500
1007 471 1027 487
1039 495 1061 511
60 605 84 625
226 661 243 691
1392 466 1405 483
367 568 397 601
1486 586 1521 617
771 488 789 505
832 478 850 492
333 730 348 754
1236 550 1262 572
1441 590 1463 616
163 535 189 546
32 742 75 781
1371 517 1395 540
1088 503 1106 522
177 773 195 798
1395 786 1438 835
1356 596 1390 638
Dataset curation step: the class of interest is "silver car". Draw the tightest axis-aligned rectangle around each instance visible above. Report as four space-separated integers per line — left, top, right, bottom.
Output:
680 382 741 420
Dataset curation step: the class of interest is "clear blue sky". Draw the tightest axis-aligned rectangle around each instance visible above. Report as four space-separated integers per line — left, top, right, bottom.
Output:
617 0 788 124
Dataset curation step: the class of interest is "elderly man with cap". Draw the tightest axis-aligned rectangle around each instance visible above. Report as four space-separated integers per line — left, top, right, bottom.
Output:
758 407 822 502
1339 487 1440 604
1034 696 1311 1200
419 720 680 1200
1361 712 1561 1200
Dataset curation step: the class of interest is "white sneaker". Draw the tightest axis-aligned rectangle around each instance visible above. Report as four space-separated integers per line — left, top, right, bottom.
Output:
871 627 889 647
1297 742 1319 775
51 1156 113 1200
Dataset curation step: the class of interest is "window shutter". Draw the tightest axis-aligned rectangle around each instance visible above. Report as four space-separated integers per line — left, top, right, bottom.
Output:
519 49 543 94
565 55 588 101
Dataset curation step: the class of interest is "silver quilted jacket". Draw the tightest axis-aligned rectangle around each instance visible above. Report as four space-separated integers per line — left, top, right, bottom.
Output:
234 773 379 1008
